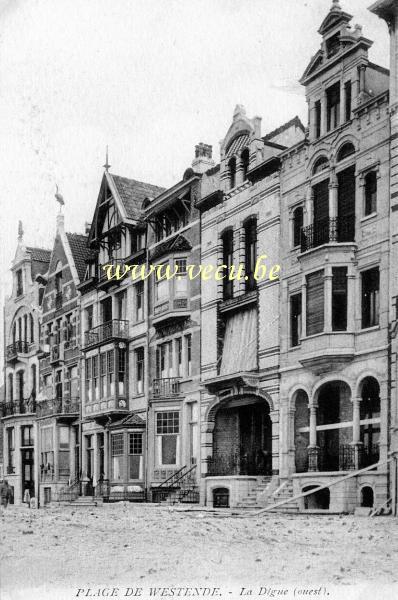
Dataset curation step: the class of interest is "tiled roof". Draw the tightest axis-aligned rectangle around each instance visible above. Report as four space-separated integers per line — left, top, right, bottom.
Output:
110 413 146 429
150 234 192 261
26 247 52 263
262 116 305 143
66 233 90 282
111 173 166 220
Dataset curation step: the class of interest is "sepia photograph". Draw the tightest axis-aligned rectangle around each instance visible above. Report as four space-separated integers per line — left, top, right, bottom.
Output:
0 0 397 599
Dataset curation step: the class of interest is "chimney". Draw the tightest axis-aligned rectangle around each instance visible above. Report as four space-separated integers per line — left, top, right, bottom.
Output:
85 222 91 235
192 143 215 174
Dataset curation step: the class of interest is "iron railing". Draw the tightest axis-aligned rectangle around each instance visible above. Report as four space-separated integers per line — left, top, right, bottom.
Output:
306 444 380 472
6 341 29 360
206 451 272 477
151 465 199 504
84 319 129 347
152 377 181 398
301 215 355 252
1 398 36 417
37 397 79 417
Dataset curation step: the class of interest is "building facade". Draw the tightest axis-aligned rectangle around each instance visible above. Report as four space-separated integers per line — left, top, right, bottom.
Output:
1 224 50 504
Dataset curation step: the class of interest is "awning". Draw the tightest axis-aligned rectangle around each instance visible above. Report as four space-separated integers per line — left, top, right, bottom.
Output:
220 308 258 375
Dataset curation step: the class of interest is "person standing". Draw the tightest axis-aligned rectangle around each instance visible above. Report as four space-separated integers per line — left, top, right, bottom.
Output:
0 480 13 514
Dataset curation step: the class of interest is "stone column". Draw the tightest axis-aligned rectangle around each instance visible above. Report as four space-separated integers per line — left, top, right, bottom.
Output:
270 410 280 476
301 277 307 337
351 397 363 470
53 425 59 482
93 433 99 486
324 267 333 333
340 79 346 125
305 186 314 226
321 88 328 136
308 404 319 472
347 268 356 331
379 381 389 466
70 427 76 481
104 429 109 480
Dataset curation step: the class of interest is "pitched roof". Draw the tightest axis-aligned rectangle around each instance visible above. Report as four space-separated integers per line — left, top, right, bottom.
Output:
26 247 52 263
66 233 90 282
111 173 166 220
110 413 146 429
150 233 192 261
262 116 305 143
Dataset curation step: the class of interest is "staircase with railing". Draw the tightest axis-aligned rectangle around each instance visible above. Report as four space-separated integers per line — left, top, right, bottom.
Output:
151 464 199 504
53 477 81 502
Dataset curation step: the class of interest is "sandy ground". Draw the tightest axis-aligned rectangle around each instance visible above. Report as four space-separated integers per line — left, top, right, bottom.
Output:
1 503 398 599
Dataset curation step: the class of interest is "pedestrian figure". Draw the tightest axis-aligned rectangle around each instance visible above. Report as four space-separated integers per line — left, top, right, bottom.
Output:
0 480 13 514
24 488 31 506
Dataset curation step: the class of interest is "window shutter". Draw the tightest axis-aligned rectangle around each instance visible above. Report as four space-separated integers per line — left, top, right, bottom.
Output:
306 270 324 336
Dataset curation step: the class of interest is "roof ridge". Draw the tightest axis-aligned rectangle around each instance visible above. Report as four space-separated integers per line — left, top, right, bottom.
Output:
262 116 305 142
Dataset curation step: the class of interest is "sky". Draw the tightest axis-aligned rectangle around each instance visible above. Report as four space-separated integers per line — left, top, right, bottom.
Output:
0 0 390 379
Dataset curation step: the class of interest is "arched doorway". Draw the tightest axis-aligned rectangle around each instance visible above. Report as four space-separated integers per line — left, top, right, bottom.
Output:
294 390 309 473
208 398 272 476
360 486 374 508
360 377 380 467
317 381 352 471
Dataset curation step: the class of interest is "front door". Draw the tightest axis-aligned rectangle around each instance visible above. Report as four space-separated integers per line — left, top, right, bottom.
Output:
21 449 34 498
239 404 272 475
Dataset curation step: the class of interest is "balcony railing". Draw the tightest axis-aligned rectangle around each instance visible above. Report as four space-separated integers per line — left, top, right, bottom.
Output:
307 444 380 472
1 398 36 417
301 215 355 252
6 341 29 361
37 397 79 418
206 452 272 477
84 319 129 348
152 377 181 398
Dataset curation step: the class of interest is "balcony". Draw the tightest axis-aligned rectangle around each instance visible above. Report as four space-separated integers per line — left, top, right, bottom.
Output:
84 319 129 349
6 341 29 362
152 377 181 399
152 298 190 327
301 215 355 253
37 397 79 418
1 398 36 418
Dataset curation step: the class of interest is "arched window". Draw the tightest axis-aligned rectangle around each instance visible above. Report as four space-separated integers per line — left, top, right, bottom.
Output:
18 318 22 341
244 218 257 292
16 370 24 401
31 364 37 399
221 229 234 300
8 373 13 401
364 171 377 216
241 148 250 181
312 156 329 175
12 322 16 345
228 157 236 190
23 314 28 342
337 142 355 162
293 207 303 248
30 314 34 343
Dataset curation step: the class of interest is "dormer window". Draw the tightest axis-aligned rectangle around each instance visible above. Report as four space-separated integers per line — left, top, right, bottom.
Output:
327 82 340 131
326 32 340 58
241 148 250 181
228 157 236 190
16 269 23 297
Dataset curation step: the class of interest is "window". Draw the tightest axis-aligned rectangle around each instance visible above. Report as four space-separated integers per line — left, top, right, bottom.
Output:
30 314 34 343
59 426 70 478
21 425 34 447
111 433 124 481
7 374 13 401
228 157 236 190
100 353 107 398
136 347 144 395
116 291 126 320
16 370 24 401
222 230 234 300
92 355 99 401
290 293 302 347
241 148 250 181
31 364 37 399
244 218 257 292
315 100 321 139
345 81 352 121
189 403 198 466
326 32 340 58
306 270 324 336
312 156 329 175
41 427 54 473
55 370 62 400
131 230 145 254
85 305 94 332
23 315 27 342
175 258 187 296
156 341 173 379
185 334 192 377
55 269 62 294
337 142 355 162
136 282 144 321
16 269 23 296
176 338 183 377
156 264 169 302
118 348 126 396
7 428 15 474
156 411 180 465
327 82 340 131
364 171 377 216
85 358 93 402
107 350 115 396
129 433 143 479
362 268 380 328
332 267 347 331
293 207 303 248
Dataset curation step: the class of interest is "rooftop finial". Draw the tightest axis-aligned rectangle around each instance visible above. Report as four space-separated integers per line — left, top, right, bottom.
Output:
55 184 65 213
18 220 24 241
103 145 111 171
331 0 341 11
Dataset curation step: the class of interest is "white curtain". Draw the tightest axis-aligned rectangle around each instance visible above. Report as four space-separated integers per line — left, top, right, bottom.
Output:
220 308 258 375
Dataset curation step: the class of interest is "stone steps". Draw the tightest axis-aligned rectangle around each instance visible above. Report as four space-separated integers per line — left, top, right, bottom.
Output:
69 496 99 507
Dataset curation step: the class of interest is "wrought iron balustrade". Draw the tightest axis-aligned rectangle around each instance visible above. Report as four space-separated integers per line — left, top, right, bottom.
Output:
152 377 181 398
206 451 271 477
301 215 355 252
1 398 36 417
84 319 129 347
6 341 29 360
37 397 79 417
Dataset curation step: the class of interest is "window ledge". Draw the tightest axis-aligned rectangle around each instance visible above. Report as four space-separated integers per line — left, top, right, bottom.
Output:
359 325 380 334
360 213 377 224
